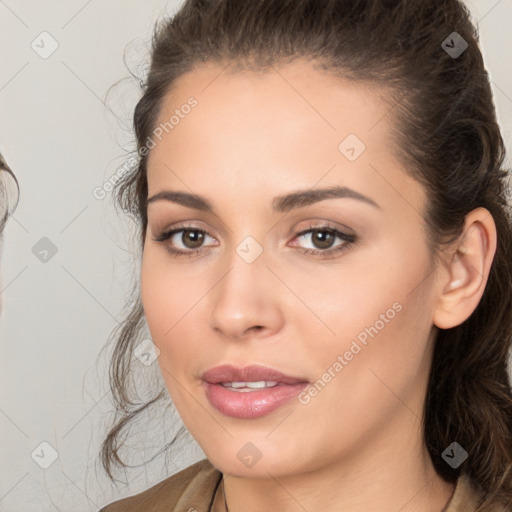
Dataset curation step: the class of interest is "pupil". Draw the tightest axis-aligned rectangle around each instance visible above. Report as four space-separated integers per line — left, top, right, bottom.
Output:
184 230 204 249
313 231 333 249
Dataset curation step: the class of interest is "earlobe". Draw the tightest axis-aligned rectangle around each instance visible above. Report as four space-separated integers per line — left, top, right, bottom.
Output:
433 208 497 330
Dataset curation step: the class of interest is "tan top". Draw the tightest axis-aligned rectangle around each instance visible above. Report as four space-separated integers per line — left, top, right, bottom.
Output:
99 458 501 511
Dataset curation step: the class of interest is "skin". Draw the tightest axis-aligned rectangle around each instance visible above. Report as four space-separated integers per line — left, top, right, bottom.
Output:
140 60 496 512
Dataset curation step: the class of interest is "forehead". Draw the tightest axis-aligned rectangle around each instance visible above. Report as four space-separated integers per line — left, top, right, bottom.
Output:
150 59 395 152
145 59 424 215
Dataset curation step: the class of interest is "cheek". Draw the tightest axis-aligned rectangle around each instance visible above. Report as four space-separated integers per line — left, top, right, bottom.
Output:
314 250 436 417
140 247 212 392
141 248 198 338
140 254 195 407
301 235 433 339
141 250 186 368
304 236 436 382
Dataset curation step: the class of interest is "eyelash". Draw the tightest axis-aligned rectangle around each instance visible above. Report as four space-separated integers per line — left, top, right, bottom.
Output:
152 223 357 259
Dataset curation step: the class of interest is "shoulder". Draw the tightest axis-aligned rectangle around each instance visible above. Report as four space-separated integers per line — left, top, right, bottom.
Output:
99 459 222 512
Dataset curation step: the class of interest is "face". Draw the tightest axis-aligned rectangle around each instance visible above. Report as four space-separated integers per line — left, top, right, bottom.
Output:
141 60 440 478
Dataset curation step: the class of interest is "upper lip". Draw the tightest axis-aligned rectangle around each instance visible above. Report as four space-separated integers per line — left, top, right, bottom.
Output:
202 364 308 385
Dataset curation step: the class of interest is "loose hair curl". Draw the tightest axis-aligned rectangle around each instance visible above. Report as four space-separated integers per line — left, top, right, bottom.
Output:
0 153 19 237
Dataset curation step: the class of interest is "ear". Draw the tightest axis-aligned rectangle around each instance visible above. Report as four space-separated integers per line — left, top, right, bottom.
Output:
433 207 497 329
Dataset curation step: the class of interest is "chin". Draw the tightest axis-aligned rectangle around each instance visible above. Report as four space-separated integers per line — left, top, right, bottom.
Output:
203 443 303 479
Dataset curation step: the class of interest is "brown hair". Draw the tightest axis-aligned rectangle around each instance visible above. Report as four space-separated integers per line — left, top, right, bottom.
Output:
101 0 512 508
0 153 19 237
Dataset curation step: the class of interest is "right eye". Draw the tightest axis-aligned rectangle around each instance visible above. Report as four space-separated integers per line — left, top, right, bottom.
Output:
153 226 218 257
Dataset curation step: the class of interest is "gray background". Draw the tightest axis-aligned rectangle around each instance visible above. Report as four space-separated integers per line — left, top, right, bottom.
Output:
1 0 511 510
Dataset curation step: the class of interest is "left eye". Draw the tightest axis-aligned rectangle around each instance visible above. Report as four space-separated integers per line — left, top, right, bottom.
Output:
294 227 353 251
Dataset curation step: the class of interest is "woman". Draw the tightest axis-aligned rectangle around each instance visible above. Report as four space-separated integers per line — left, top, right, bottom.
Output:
99 0 512 510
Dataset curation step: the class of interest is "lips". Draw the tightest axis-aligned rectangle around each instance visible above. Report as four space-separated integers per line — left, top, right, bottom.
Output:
202 364 309 419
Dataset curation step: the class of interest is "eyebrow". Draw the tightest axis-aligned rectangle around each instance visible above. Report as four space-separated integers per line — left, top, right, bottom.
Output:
146 186 380 213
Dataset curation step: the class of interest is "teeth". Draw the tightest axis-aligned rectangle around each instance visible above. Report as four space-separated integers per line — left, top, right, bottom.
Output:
221 381 279 391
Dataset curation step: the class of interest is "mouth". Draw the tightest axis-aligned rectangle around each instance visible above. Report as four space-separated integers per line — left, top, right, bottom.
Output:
201 364 309 419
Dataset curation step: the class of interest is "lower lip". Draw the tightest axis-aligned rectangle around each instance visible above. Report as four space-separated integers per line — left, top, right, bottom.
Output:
204 382 308 419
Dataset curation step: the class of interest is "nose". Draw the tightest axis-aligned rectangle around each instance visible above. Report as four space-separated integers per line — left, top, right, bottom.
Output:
208 248 284 342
